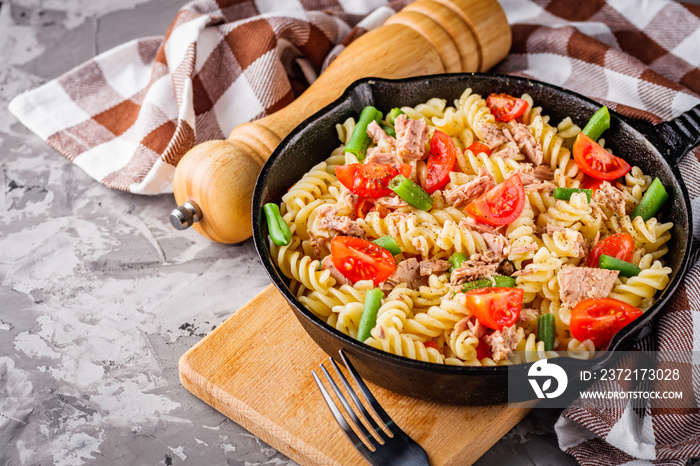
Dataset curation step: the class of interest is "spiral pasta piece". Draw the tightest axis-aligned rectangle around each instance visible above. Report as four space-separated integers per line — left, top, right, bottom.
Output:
457 88 494 138
365 326 444 363
608 255 672 308
506 201 539 269
335 117 356 145
516 247 563 303
456 151 520 183
403 293 469 338
537 192 592 229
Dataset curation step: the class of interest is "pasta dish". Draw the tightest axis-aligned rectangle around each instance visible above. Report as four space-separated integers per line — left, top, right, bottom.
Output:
263 88 673 366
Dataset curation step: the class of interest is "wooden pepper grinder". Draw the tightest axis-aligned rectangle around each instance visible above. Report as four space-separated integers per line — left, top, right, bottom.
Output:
170 0 511 243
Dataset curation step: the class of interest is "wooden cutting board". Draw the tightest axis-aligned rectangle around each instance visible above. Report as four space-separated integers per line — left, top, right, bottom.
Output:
179 285 534 465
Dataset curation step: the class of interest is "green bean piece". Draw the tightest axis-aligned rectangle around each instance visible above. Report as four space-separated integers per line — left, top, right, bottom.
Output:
461 278 493 293
388 175 433 211
461 275 516 293
449 252 469 273
537 313 556 351
357 288 384 342
630 178 669 222
382 124 396 138
345 106 381 161
599 254 641 277
581 106 610 141
372 236 401 256
388 107 405 125
263 203 292 246
553 187 592 202
493 275 517 287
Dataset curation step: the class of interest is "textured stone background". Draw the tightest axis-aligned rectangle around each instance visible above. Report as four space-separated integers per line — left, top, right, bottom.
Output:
2 0 668 464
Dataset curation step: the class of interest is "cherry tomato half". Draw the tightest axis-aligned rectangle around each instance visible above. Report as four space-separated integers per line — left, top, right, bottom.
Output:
465 287 524 330
486 93 528 122
466 142 492 156
425 130 457 194
570 298 642 348
330 236 396 285
465 174 525 226
476 338 492 360
587 233 635 268
573 133 631 180
580 175 605 191
424 340 439 351
335 163 412 199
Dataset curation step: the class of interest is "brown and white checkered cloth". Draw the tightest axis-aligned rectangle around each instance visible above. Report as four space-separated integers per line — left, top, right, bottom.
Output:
8 0 409 194
493 1 700 465
8 0 700 464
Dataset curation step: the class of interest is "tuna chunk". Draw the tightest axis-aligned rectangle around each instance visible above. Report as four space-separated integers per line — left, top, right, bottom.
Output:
450 254 499 286
383 257 427 291
491 145 520 160
519 308 539 323
516 166 554 194
394 114 428 161
533 165 555 181
317 205 365 238
444 167 496 207
376 196 409 209
484 325 523 362
482 232 510 261
321 255 353 286
307 231 328 259
419 259 450 276
454 317 487 339
593 181 627 217
337 186 358 213
459 216 504 235
365 147 400 165
557 266 619 308
478 121 508 149
504 121 543 166
366 120 392 144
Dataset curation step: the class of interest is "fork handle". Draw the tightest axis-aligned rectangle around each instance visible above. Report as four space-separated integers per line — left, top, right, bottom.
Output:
171 0 511 243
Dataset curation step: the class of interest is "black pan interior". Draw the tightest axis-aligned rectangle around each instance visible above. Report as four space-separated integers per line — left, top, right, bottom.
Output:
252 73 691 404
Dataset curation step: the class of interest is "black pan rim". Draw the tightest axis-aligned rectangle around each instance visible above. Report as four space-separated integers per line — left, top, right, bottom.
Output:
252 72 693 376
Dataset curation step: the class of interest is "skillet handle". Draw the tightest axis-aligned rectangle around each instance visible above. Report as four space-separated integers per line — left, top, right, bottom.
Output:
631 103 700 166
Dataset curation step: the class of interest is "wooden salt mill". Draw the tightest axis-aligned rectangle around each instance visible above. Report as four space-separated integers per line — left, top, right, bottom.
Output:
170 0 512 243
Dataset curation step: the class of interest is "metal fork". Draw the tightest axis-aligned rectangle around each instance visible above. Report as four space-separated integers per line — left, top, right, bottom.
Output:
312 350 430 466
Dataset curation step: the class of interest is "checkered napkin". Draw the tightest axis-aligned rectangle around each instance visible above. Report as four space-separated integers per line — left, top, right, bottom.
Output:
494 1 700 465
8 0 409 194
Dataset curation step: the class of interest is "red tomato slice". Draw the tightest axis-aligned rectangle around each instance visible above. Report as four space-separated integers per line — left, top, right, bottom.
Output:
486 93 528 122
330 236 396 285
573 133 631 180
466 142 492 156
465 174 525 226
570 298 642 348
335 163 412 198
476 338 492 360
425 130 457 194
580 175 605 191
424 340 439 351
465 287 524 330
587 233 635 267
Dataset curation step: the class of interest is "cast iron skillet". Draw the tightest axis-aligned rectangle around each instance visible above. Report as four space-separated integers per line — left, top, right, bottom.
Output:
253 73 699 405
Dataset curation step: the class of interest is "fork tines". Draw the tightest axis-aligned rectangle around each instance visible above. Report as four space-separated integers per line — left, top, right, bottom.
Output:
312 349 430 466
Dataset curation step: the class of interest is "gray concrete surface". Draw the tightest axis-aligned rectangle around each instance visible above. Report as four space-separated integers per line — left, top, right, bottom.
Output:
0 0 627 464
